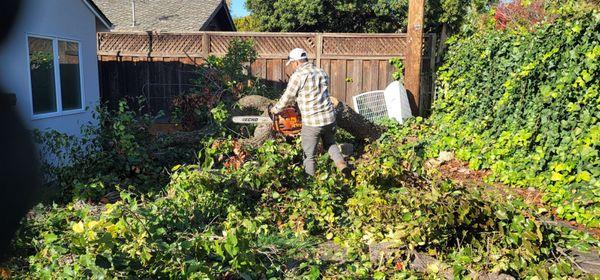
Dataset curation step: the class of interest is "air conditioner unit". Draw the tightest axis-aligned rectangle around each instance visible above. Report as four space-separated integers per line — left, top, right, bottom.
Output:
352 81 412 123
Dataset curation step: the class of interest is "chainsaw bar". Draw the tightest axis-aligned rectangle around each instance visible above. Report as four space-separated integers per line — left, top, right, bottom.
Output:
232 116 272 124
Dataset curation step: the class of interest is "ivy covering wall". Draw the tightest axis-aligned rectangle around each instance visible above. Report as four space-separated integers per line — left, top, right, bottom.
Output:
427 5 599 227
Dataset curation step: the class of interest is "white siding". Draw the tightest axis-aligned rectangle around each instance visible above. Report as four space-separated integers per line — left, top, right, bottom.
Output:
0 0 101 136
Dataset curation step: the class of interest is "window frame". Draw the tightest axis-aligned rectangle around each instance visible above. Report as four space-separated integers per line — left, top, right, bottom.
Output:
26 34 85 120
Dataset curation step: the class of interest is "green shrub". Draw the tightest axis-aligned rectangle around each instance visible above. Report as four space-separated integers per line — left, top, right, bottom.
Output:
427 6 599 227
5 7 600 277
34 98 197 202
171 39 275 130
6 128 599 278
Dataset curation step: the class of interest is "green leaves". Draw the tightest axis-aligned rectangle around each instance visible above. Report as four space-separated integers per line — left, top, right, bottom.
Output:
172 39 268 131
389 57 405 81
8 6 600 278
246 0 492 33
11 122 600 279
430 7 600 227
224 231 239 257
495 209 508 220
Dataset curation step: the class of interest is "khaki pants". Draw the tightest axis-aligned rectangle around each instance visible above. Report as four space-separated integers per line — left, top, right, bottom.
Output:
300 123 345 176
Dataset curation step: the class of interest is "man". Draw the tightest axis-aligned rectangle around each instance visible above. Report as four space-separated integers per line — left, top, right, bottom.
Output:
271 48 348 176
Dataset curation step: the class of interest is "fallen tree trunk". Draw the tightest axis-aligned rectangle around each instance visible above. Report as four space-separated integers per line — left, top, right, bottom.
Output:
235 95 384 147
330 97 385 141
236 95 275 112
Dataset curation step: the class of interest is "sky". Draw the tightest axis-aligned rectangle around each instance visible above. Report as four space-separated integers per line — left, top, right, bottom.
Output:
230 0 249 18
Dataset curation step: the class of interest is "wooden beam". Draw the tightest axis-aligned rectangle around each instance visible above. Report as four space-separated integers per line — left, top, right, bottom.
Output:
405 0 425 116
316 33 323 67
202 33 210 58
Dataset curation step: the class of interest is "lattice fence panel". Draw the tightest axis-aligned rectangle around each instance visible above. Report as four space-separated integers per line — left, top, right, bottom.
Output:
150 34 203 56
98 33 152 56
210 35 316 56
97 32 437 116
322 36 407 56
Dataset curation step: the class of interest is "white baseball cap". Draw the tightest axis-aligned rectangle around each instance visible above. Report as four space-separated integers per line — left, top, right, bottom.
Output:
286 48 308 65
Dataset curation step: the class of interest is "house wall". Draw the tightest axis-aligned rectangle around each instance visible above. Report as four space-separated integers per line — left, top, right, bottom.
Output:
0 0 102 136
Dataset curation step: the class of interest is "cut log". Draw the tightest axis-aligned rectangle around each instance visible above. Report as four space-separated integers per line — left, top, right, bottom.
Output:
239 117 272 148
234 95 275 148
234 95 385 147
236 95 275 112
330 97 385 141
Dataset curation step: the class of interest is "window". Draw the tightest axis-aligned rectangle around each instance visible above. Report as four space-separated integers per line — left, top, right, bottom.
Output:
28 37 57 114
58 41 82 110
28 36 83 116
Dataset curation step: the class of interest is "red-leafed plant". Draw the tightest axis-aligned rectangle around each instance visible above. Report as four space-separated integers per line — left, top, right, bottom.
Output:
493 0 554 30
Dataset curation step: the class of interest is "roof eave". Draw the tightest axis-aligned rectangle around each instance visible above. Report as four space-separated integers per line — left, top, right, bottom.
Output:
221 0 237 31
82 0 113 29
200 0 236 31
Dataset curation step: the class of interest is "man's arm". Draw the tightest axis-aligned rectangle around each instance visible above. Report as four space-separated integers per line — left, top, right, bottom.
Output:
272 73 305 114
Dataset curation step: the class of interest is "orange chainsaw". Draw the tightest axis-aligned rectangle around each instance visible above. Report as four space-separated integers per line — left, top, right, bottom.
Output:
232 105 302 137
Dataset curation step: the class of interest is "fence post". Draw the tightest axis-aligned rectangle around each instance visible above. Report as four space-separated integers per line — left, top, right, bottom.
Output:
202 32 210 57
405 0 425 116
316 33 323 67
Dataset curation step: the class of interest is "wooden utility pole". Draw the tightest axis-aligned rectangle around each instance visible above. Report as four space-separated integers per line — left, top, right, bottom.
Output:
405 0 425 115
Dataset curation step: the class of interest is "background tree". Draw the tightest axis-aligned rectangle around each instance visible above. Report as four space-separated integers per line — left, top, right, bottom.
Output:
245 0 495 33
245 0 407 32
234 15 261 31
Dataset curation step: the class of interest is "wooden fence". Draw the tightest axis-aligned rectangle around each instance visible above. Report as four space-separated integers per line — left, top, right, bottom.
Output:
97 31 436 118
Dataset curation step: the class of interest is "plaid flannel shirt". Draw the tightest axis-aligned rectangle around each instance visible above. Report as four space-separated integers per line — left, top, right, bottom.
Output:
272 62 336 127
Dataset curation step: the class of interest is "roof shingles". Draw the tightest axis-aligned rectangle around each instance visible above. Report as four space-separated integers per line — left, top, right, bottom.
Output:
92 0 226 31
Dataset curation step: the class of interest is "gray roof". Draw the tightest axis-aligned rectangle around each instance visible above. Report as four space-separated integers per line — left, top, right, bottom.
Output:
92 0 231 31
